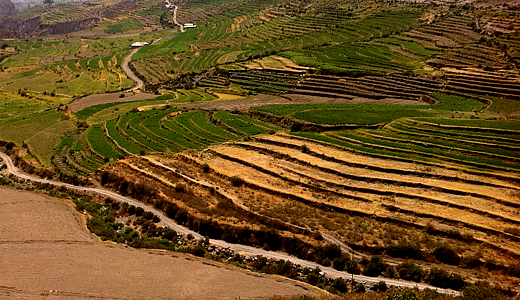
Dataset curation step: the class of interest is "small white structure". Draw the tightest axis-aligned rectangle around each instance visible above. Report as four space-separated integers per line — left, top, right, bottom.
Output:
183 23 197 28
131 42 150 47
166 4 175 9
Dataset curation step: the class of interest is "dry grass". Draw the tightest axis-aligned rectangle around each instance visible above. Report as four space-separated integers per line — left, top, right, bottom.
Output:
167 135 520 264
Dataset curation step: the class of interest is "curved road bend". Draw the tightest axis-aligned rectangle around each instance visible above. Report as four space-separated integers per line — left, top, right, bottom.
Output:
122 38 163 92
173 5 185 32
122 48 144 92
122 2 184 91
0 152 460 296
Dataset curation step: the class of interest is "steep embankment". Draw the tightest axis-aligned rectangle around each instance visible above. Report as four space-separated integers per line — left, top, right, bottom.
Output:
0 0 16 21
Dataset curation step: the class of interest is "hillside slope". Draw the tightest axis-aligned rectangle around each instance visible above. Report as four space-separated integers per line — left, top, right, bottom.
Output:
0 0 16 21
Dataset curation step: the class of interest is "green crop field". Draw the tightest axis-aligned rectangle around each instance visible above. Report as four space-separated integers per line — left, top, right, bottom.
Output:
252 93 485 125
87 124 123 159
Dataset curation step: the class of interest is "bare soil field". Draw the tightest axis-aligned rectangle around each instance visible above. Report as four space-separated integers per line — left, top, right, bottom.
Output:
174 93 291 111
0 188 94 243
67 91 156 112
173 93 428 112
0 187 319 300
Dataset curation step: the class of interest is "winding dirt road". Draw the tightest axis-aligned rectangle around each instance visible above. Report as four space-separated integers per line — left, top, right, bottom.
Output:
122 48 145 91
173 5 185 32
0 152 460 296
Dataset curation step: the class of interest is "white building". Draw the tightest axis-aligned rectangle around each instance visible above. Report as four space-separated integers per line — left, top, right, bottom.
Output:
131 42 150 47
183 23 197 28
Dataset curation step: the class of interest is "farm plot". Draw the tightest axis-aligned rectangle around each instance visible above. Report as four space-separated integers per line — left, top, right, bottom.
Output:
253 93 484 126
285 73 443 102
399 14 482 49
228 69 303 95
428 44 510 70
443 69 520 100
57 109 272 177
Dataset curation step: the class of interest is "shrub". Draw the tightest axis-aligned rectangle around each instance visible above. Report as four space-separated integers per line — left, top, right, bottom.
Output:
290 122 303 132
433 244 460 265
363 256 386 277
191 245 206 257
462 281 507 300
397 262 424 282
387 242 423 259
230 175 245 186
426 268 465 290
372 281 387 292
201 163 210 172
389 289 418 300
175 183 186 193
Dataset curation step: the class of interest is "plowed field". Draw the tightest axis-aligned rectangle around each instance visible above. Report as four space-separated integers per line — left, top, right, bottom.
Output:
0 188 319 300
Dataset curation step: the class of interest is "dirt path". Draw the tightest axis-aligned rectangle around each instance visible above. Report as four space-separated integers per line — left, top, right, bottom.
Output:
0 152 461 296
173 5 185 32
122 48 145 91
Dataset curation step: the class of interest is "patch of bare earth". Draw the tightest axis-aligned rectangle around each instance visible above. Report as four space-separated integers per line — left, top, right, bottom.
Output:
67 92 156 113
172 93 428 113
174 94 290 111
0 187 318 300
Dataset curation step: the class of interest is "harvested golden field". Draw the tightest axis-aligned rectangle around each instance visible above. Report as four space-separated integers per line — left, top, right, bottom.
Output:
0 187 319 300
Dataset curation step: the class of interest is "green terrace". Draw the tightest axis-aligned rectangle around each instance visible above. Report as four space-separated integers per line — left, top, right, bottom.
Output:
55 105 278 177
252 93 488 125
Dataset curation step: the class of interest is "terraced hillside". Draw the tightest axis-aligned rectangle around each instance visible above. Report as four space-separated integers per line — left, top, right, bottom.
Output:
53 102 277 178
100 121 520 272
1 0 520 292
286 73 443 102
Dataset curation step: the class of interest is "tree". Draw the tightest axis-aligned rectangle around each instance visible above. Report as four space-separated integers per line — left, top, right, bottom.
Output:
426 268 450 288
346 260 361 274
372 281 387 292
363 256 386 277
332 257 346 271
331 277 348 294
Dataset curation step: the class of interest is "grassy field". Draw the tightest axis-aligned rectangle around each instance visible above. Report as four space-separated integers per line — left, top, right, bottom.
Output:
253 93 486 125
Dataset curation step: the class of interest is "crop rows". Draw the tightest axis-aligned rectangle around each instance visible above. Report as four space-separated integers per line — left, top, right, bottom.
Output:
443 69 520 100
287 73 442 101
55 109 276 176
165 131 520 262
400 14 481 49
227 69 303 95
428 44 509 70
